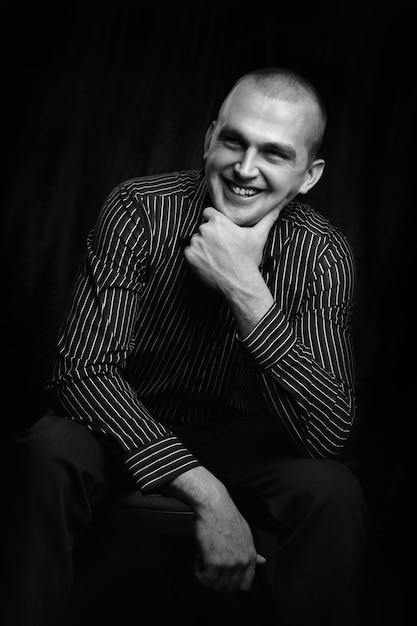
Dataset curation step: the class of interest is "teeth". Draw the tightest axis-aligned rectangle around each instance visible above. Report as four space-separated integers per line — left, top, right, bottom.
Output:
230 185 257 197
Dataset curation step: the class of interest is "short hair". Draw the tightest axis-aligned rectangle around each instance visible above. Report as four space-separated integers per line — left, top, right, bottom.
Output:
222 67 327 160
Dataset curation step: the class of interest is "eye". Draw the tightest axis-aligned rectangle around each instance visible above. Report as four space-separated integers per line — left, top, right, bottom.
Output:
264 148 285 161
263 144 295 163
223 135 243 148
218 131 245 150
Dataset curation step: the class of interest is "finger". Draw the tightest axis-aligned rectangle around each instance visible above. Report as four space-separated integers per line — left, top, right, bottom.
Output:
198 564 252 594
202 206 217 221
211 568 243 593
194 557 217 588
224 556 265 592
218 556 261 593
238 560 257 592
194 554 264 593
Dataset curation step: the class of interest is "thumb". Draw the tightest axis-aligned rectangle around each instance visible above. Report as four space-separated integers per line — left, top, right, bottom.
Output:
252 206 281 242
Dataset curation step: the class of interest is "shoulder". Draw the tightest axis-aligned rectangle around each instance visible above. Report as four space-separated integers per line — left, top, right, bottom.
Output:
283 200 338 236
114 169 205 200
95 170 207 256
279 200 355 276
283 201 352 253
96 169 205 230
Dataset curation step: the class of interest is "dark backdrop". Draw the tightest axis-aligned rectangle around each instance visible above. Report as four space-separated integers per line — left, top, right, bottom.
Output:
1 0 413 620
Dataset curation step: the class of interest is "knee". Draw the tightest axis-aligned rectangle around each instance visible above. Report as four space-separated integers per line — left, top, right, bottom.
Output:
12 414 103 481
305 459 362 501
302 459 367 522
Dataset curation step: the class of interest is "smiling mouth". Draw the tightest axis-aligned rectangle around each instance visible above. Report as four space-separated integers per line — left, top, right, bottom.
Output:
228 183 260 198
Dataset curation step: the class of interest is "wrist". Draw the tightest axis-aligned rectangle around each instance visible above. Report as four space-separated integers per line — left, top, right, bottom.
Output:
164 466 229 514
225 277 274 338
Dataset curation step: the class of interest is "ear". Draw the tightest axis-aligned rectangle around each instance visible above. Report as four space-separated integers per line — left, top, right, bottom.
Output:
203 121 216 159
298 159 325 195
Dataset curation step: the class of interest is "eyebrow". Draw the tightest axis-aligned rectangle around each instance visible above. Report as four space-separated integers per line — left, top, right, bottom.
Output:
218 126 297 161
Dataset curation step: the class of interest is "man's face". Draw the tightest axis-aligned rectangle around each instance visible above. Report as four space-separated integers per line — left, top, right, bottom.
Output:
204 80 323 226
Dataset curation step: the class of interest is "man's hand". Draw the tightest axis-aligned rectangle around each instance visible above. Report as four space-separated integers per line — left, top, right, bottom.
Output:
163 467 266 593
193 488 265 593
183 206 280 294
184 206 280 337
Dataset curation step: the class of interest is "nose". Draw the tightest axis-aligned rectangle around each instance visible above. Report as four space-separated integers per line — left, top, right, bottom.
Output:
234 148 259 178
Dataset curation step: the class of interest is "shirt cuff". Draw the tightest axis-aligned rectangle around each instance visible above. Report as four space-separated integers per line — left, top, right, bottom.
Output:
238 303 297 369
124 435 201 493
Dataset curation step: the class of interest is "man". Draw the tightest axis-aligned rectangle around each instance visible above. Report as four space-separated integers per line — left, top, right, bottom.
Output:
6 67 369 625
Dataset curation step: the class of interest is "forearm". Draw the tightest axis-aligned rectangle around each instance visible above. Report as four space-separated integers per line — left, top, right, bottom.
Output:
240 304 355 457
184 205 278 339
222 267 275 338
163 465 264 593
48 373 201 492
224 277 355 456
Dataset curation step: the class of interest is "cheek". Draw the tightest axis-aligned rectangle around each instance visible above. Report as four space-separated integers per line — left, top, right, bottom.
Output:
207 146 234 170
269 173 299 197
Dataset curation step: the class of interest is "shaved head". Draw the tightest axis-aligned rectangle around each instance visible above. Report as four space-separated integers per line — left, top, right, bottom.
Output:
219 67 327 161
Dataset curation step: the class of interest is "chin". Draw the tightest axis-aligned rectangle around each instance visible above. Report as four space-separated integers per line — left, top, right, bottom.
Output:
222 207 257 226
212 188 260 225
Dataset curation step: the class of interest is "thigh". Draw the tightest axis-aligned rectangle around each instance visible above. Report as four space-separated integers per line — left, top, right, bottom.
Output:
175 415 364 535
9 413 120 502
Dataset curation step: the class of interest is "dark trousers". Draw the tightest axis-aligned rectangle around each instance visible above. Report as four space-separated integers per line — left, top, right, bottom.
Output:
3 414 369 626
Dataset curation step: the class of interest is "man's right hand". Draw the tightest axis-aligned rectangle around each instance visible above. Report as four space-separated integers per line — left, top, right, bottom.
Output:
163 466 265 593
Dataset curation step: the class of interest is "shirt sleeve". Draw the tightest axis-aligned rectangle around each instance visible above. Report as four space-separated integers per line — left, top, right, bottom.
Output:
238 233 356 458
45 184 200 493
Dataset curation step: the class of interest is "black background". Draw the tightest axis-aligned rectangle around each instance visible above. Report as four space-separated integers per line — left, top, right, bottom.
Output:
2 1 413 621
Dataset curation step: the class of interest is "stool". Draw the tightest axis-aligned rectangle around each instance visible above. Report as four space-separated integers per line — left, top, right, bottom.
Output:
69 491 197 625
93 489 195 533
69 490 277 625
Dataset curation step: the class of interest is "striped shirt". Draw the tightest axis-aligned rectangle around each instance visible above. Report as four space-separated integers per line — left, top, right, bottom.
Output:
46 169 356 493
